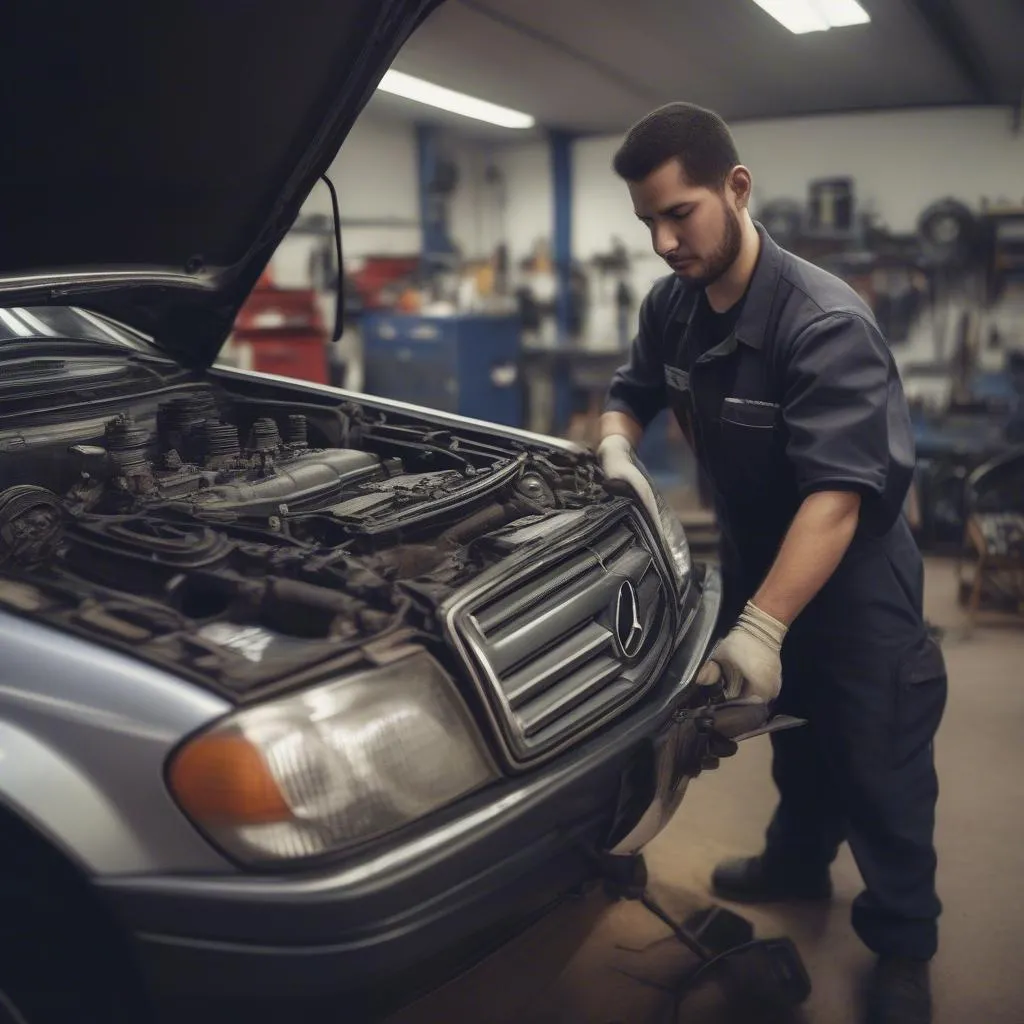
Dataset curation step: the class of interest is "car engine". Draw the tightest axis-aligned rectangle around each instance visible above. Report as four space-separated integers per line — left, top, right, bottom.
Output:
0 387 608 698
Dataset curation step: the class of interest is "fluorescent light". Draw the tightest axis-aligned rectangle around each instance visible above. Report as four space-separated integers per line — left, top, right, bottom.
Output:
377 70 535 129
820 0 871 27
752 1 827 33
751 0 870 34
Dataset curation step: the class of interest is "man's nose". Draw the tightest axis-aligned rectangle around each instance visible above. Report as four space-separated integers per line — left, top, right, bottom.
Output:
653 224 677 257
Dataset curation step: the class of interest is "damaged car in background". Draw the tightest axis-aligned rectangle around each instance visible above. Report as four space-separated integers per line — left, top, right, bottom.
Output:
0 2 757 1022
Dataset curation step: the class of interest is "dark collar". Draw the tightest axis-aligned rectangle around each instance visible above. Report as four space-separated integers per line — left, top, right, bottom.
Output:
672 220 783 351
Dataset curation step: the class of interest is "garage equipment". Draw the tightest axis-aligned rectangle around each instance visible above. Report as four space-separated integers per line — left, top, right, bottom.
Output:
601 854 811 1019
918 197 981 270
232 273 330 384
361 311 524 427
956 445 1024 630
598 697 811 1018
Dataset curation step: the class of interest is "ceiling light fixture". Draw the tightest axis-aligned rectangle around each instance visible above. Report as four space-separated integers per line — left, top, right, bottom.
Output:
376 70 536 129
750 0 871 34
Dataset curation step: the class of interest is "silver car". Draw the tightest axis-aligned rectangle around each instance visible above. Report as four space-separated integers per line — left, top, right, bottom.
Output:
0 3 729 1022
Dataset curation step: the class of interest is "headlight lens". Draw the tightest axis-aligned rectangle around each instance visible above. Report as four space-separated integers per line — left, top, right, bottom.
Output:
168 650 496 864
633 461 692 593
655 498 693 591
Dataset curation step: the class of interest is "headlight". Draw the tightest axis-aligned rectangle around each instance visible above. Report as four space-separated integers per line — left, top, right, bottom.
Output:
632 459 692 592
654 495 693 592
168 650 496 864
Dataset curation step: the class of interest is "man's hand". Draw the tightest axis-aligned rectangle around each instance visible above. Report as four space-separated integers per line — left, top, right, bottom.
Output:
596 433 663 527
696 601 788 703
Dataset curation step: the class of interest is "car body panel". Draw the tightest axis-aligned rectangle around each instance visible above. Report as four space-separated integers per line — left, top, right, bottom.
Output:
0 1 725 1013
0 611 233 874
96 565 720 1012
209 364 589 457
0 323 721 1016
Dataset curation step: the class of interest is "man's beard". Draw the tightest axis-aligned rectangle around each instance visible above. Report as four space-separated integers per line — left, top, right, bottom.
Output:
676 202 742 287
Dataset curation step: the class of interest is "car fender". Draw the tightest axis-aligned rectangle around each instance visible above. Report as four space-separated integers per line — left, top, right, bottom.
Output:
0 610 235 876
0 721 153 873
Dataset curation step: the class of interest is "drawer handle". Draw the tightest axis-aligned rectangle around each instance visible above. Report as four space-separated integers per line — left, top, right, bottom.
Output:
490 363 518 387
410 325 441 340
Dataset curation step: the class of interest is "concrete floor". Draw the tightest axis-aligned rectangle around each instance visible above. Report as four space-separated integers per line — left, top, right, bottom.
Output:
388 558 1024 1024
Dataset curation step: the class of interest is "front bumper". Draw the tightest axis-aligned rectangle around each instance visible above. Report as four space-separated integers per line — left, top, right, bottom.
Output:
99 567 722 1022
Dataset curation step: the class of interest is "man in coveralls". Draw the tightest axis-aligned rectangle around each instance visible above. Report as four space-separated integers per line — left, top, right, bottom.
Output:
599 104 947 1024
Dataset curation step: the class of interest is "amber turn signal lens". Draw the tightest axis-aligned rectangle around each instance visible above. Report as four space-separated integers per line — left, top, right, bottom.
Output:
169 732 292 825
165 651 496 863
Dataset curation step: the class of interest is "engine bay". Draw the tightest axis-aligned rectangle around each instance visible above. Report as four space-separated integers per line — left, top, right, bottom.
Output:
0 383 607 697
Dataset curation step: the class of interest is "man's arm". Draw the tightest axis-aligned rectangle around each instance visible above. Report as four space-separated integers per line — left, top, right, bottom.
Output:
599 410 644 448
696 489 862 701
753 489 862 626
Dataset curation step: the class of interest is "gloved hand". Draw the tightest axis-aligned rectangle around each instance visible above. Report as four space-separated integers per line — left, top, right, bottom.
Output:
596 433 664 528
597 432 692 586
696 601 788 703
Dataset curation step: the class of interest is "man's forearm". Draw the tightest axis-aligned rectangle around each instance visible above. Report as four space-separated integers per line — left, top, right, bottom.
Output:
753 490 862 626
600 411 644 448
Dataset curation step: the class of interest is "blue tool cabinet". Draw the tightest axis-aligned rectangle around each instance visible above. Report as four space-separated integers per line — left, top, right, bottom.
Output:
360 313 524 428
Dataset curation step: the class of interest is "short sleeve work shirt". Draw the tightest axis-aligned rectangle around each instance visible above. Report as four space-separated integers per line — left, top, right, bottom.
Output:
605 222 916 571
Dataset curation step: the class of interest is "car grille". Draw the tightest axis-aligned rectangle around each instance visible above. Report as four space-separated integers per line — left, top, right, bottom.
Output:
449 511 674 765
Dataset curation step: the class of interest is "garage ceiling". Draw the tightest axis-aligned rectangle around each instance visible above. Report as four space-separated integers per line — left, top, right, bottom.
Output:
375 0 1024 136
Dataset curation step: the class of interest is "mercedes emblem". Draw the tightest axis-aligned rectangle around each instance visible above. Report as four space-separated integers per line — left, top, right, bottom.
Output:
614 580 645 658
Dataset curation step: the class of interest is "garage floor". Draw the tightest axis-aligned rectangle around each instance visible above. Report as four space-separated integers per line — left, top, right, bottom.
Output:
388 558 1024 1024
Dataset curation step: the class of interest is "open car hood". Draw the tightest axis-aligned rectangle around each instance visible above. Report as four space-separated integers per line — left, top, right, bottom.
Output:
0 0 440 368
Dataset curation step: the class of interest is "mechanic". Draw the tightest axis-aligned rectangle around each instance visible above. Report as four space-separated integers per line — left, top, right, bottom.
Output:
598 103 947 1024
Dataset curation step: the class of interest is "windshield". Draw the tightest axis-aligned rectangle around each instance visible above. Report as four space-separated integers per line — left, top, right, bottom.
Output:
0 306 156 352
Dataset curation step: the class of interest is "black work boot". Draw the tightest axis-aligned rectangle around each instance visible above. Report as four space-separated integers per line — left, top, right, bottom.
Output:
711 854 832 904
866 956 931 1024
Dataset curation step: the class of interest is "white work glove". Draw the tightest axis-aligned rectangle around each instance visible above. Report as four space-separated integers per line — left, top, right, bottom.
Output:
596 433 692 585
696 601 788 703
596 434 664 528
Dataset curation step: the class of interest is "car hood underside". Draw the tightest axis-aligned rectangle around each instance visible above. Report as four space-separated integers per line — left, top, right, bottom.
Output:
0 0 440 368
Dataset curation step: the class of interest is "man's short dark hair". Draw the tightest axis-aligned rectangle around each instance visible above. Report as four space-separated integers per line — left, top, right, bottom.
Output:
613 102 740 189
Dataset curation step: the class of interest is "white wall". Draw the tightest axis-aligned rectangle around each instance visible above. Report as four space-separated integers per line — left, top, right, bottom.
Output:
499 142 554 265
574 107 1024 261
445 139 515 261
273 104 1023 312
271 116 423 288
314 115 422 258
447 139 555 267
273 105 1022 289
273 118 536 284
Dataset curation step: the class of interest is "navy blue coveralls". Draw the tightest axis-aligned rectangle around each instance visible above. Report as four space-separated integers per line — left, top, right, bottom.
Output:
606 223 948 960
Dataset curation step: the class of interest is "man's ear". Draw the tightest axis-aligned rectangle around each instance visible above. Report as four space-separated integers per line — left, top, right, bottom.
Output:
728 166 753 210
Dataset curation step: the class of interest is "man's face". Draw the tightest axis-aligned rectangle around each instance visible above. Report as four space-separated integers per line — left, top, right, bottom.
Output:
628 158 742 287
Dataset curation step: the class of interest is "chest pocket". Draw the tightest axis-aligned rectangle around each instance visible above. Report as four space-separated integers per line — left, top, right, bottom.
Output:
718 397 786 492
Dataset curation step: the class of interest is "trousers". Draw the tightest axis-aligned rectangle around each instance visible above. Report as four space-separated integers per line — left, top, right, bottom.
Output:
721 519 948 960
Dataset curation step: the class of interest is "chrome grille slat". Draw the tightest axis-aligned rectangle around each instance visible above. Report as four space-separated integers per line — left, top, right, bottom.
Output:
523 678 637 741
504 622 613 708
487 568 625 675
590 524 634 564
518 656 624 736
475 549 599 635
454 512 673 763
